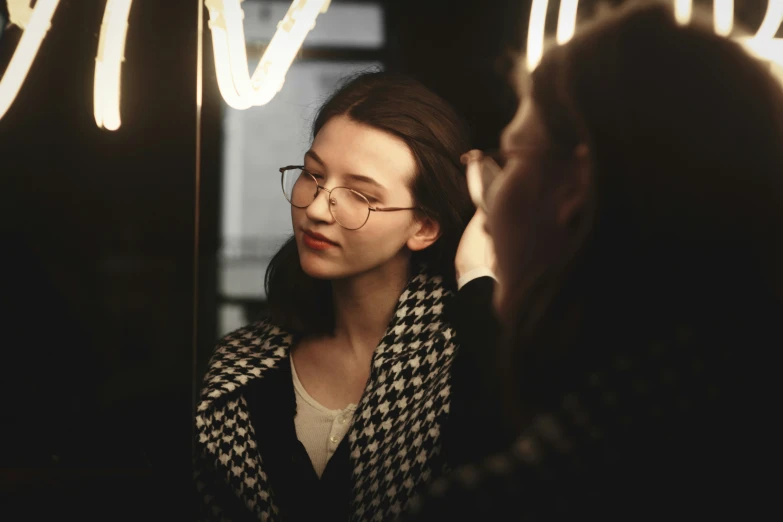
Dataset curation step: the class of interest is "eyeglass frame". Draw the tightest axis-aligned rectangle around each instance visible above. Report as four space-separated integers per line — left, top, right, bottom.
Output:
279 165 425 230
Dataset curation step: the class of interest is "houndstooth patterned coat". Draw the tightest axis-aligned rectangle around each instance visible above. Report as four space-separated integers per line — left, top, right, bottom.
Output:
194 270 460 522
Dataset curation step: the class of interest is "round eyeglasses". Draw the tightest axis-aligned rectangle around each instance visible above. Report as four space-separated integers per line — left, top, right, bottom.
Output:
279 166 421 230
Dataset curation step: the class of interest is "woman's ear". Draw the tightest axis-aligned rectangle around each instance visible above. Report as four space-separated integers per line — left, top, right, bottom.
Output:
555 144 591 227
407 216 441 252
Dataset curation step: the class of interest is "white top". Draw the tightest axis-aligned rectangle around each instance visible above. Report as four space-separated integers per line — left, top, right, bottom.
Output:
291 356 357 478
288 270 492 477
457 266 497 290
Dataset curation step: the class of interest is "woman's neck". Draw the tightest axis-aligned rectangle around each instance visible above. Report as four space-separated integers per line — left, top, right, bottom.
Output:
329 259 412 360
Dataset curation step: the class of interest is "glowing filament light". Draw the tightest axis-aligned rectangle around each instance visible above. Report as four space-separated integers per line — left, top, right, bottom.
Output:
755 0 783 40
556 0 580 45
94 0 134 131
526 0 549 71
731 2 783 75
205 0 332 110
525 0 783 77
714 0 734 36
674 0 693 26
0 0 61 121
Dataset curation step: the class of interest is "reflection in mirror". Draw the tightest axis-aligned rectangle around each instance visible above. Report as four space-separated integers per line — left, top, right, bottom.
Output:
214 0 384 337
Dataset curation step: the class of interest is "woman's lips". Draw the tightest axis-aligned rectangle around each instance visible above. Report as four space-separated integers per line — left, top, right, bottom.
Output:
303 230 337 250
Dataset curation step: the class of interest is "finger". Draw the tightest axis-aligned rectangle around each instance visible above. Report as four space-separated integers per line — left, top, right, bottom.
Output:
466 161 484 208
460 149 484 165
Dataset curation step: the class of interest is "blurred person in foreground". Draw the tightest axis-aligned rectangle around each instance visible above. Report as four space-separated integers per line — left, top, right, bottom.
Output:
403 1 783 519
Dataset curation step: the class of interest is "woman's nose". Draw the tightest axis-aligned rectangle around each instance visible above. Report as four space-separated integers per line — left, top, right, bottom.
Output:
305 186 335 223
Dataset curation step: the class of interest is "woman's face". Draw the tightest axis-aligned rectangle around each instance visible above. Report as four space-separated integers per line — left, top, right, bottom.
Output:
292 115 437 281
486 98 580 323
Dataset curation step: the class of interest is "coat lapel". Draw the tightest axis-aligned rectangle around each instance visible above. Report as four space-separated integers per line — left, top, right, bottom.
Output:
349 271 457 521
196 322 294 520
195 268 458 522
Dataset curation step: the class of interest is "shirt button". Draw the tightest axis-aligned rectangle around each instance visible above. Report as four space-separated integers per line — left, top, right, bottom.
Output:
330 436 339 444
338 417 347 424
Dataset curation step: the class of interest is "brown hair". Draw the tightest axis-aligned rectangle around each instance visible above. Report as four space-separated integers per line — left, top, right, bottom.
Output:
265 70 474 335
502 1 783 430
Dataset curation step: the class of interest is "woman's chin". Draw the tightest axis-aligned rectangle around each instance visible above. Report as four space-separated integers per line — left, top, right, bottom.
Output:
299 254 339 280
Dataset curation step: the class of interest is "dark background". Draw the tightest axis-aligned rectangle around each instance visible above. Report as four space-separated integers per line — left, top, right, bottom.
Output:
0 0 771 520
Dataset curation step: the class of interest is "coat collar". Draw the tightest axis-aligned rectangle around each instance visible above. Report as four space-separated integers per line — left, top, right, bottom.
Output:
196 266 450 414
197 322 292 414
195 266 458 522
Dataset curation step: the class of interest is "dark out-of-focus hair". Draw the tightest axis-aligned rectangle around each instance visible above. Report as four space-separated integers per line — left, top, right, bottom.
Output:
501 1 783 430
264 70 474 336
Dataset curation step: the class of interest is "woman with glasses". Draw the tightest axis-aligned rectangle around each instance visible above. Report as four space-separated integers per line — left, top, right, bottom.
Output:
401 1 783 520
194 71 509 522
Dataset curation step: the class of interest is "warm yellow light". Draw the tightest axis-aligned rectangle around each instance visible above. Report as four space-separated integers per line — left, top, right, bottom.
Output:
209 22 252 110
526 0 549 71
0 0 61 121
205 0 332 109
714 0 733 36
525 0 783 80
737 37 783 66
755 1 783 40
674 0 693 26
94 0 133 131
556 0 579 45
735 2 783 76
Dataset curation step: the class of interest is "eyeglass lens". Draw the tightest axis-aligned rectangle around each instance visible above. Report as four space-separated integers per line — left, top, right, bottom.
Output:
282 168 371 230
